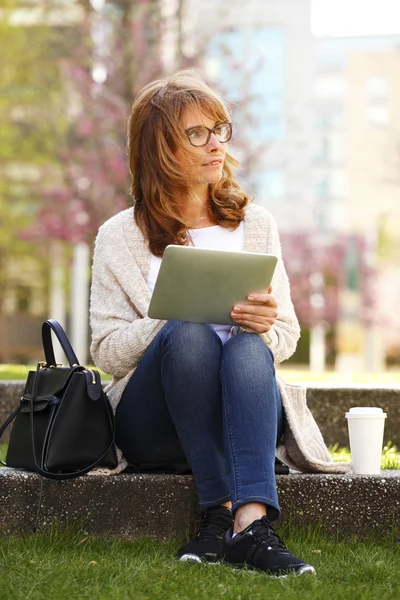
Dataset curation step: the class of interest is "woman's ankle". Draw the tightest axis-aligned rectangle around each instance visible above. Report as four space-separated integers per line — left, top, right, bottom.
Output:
233 502 267 534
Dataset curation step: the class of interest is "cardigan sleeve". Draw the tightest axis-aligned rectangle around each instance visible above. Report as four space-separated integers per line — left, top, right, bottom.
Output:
89 224 166 378
242 211 300 364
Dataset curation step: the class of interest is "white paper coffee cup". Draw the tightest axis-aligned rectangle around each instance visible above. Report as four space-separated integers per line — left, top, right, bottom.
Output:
345 407 387 474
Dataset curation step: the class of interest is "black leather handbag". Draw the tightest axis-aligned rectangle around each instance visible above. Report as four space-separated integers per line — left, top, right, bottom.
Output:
0 319 118 479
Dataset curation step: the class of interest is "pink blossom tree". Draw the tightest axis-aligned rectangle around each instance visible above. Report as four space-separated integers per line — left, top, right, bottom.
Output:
279 231 379 362
26 0 167 246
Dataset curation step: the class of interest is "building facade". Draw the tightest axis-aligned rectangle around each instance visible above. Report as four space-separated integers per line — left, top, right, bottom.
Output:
184 0 316 231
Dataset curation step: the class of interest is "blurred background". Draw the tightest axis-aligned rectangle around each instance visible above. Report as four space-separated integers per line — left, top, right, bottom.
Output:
1 0 400 373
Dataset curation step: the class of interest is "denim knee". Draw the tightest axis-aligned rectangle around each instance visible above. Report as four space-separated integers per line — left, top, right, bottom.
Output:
160 321 219 346
222 332 275 375
158 321 222 368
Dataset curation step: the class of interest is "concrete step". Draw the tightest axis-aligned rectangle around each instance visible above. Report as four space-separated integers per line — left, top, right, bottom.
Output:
1 468 399 541
1 380 400 446
305 383 400 447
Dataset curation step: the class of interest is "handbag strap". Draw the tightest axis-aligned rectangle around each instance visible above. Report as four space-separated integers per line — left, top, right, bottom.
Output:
0 404 22 466
29 364 116 480
42 320 79 367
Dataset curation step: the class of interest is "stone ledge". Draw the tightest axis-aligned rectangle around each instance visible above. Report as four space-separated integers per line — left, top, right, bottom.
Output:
305 384 400 447
1 381 399 445
1 468 399 541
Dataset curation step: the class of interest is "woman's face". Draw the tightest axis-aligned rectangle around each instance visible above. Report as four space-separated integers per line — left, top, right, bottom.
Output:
175 107 228 187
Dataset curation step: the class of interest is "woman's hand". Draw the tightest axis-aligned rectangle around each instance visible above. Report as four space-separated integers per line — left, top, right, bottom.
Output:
230 286 278 334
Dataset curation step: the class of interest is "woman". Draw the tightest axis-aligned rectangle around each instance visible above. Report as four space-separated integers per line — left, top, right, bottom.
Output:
90 69 350 577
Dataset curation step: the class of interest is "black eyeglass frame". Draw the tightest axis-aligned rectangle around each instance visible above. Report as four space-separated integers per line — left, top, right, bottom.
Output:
185 121 233 147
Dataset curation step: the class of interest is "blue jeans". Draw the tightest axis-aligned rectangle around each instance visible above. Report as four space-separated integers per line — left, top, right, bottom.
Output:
115 321 284 519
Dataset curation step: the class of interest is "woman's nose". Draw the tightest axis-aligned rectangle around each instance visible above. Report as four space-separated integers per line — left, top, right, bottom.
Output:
206 134 222 151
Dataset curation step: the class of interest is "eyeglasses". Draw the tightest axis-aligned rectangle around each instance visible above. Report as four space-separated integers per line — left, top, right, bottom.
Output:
185 122 232 147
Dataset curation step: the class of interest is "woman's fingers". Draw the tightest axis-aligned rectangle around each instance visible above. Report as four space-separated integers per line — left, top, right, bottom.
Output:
231 304 278 320
233 318 273 333
230 288 278 333
230 310 276 333
231 312 275 326
246 291 277 307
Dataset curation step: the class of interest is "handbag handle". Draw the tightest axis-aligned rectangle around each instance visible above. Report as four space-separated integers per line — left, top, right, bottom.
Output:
0 319 81 464
42 320 79 367
29 363 117 480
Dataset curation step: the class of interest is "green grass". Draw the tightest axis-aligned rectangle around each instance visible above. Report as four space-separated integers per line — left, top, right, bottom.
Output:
329 442 400 470
1 443 399 469
0 443 6 463
0 523 399 600
2 364 400 384
0 364 112 381
277 368 400 385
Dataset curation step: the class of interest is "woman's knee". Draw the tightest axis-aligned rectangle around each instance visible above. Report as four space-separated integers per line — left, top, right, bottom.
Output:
161 321 221 350
222 332 275 373
221 333 282 422
159 321 222 368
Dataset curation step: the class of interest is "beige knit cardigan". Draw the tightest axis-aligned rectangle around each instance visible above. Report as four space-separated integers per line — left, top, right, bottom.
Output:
90 202 351 475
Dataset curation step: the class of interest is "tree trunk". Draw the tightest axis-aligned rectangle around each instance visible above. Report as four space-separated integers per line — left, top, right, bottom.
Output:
70 242 90 364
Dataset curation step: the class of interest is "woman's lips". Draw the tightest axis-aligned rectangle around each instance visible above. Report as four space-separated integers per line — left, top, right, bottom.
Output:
202 159 222 167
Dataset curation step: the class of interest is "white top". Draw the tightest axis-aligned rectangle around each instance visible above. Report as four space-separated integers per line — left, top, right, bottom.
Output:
148 222 245 343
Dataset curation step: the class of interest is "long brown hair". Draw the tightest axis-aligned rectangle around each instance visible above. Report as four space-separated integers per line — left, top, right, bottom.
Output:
127 69 249 256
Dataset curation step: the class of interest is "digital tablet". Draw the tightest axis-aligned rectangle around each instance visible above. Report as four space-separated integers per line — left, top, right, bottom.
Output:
148 245 278 325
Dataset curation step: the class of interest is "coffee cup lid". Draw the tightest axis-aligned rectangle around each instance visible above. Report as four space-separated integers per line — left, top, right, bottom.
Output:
345 406 387 418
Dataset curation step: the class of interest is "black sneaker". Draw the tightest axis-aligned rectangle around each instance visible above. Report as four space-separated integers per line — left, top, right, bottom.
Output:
222 516 316 577
177 506 233 563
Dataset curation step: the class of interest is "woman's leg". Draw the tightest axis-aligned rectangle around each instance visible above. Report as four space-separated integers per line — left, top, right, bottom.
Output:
220 331 284 522
116 320 231 507
219 333 315 576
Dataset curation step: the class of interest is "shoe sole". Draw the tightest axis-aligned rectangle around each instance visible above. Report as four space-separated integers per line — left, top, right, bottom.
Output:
178 553 221 564
179 556 316 577
223 561 316 578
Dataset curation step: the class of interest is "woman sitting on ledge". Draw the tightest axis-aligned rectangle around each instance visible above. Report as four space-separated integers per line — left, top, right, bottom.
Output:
89 69 350 578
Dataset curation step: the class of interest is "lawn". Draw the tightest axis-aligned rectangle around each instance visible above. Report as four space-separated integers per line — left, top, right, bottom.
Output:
2 364 400 384
1 368 399 599
0 364 112 381
0 442 399 469
279 369 400 385
0 523 399 600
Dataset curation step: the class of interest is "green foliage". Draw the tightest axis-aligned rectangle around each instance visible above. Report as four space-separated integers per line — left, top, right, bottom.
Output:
0 3 65 162
0 2 67 310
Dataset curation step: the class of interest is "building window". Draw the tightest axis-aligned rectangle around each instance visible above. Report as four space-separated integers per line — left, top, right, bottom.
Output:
365 105 389 128
250 169 285 203
316 177 329 199
364 77 389 127
330 132 344 163
314 76 347 100
364 77 388 103
316 137 329 162
316 131 345 166
331 169 347 197
205 27 285 142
